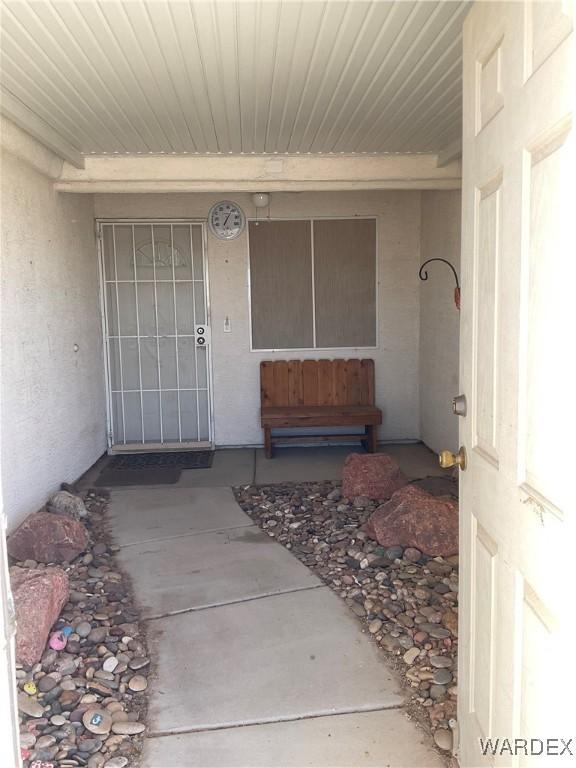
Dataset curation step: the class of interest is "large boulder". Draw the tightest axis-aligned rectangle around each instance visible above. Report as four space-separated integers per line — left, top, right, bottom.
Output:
364 484 459 557
8 511 88 564
342 453 407 501
10 566 70 666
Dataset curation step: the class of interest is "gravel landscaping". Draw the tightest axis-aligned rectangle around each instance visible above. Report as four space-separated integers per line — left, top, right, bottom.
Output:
13 489 149 768
234 479 459 755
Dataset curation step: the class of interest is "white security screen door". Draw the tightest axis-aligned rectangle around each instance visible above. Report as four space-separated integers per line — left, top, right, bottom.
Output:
459 2 574 766
99 221 212 451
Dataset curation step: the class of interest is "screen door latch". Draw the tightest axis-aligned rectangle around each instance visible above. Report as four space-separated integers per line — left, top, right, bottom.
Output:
195 325 210 347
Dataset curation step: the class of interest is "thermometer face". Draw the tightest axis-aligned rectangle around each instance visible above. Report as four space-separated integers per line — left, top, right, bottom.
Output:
209 201 246 240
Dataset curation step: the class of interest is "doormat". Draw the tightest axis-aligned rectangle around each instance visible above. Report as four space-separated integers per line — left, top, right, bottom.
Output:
95 468 182 487
108 451 214 470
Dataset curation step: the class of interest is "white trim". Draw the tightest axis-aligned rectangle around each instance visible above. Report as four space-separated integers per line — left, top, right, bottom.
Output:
112 224 127 445
55 152 462 193
131 225 146 443
202 222 216 447
109 441 213 454
1 87 85 168
96 226 114 449
310 219 317 348
247 215 379 353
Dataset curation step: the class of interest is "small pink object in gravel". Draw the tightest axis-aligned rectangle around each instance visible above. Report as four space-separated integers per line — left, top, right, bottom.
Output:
48 630 68 651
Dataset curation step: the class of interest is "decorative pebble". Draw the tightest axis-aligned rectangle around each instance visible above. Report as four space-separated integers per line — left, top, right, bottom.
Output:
76 621 92 638
402 647 420 665
48 631 68 651
18 693 44 718
429 656 452 669
102 657 119 673
433 668 453 685
434 728 453 751
128 674 148 692
111 721 146 735
23 681 38 695
128 657 150 670
104 758 129 768
83 707 112 736
20 732 37 749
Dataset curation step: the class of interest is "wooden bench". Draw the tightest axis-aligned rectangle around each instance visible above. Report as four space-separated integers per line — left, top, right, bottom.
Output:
260 359 382 458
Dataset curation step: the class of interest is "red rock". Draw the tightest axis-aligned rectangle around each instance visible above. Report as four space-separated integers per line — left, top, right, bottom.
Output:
8 512 88 564
10 567 70 667
341 453 407 501
364 485 458 557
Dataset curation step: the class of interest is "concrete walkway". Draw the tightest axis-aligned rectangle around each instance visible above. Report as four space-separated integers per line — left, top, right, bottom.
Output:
106 447 445 767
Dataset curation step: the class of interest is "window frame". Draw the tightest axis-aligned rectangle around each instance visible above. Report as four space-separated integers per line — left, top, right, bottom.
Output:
247 215 379 353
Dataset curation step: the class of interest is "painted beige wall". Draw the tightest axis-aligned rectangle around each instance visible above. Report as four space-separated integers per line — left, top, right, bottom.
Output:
419 190 461 454
95 191 422 447
1 125 105 531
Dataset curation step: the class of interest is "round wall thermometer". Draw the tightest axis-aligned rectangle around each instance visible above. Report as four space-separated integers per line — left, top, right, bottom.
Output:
208 200 246 240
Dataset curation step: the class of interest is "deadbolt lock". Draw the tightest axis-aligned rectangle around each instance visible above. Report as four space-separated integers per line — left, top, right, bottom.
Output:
439 446 467 471
452 394 467 417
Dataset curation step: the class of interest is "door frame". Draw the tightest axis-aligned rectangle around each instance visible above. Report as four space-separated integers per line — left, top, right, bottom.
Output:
96 218 215 453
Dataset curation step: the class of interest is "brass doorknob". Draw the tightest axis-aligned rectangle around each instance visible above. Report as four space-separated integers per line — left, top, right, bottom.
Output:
439 446 467 471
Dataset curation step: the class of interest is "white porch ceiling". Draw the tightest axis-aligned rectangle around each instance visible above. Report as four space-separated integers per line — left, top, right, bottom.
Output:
0 0 469 160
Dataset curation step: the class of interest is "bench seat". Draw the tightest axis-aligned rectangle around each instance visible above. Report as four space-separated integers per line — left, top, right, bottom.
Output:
261 405 382 428
260 359 382 458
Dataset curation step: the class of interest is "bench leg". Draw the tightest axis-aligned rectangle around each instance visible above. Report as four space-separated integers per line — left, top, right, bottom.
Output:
264 427 273 459
367 425 378 453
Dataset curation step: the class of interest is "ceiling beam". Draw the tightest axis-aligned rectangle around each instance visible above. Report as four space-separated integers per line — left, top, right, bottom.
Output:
436 138 462 168
54 153 461 192
0 88 85 169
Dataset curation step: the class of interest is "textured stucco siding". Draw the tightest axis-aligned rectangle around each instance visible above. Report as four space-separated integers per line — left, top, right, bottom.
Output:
419 191 462 454
1 141 105 531
95 191 422 447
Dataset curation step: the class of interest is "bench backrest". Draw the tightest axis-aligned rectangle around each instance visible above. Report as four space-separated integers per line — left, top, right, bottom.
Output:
260 359 375 408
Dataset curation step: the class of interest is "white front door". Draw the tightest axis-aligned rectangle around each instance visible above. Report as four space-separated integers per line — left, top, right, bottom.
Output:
99 221 213 451
459 2 575 765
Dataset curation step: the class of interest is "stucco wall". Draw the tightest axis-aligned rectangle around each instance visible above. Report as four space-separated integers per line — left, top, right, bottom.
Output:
419 191 461 454
1 130 105 531
95 191 422 447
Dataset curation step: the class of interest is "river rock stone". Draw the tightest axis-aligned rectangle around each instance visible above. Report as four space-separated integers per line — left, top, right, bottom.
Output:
341 453 407 501
8 512 89 564
111 721 146 735
364 485 459 556
18 692 45 718
434 728 453 751
83 707 112 735
104 758 129 768
10 566 70 666
128 674 147 692
47 490 88 520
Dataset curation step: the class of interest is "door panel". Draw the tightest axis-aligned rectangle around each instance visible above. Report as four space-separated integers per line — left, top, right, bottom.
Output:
460 2 574 765
100 221 212 450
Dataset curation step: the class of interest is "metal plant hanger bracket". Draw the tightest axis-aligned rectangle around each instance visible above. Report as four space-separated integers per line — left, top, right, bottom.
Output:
419 258 461 309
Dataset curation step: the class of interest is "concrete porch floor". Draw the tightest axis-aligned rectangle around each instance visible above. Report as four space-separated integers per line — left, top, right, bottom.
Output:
105 445 446 767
